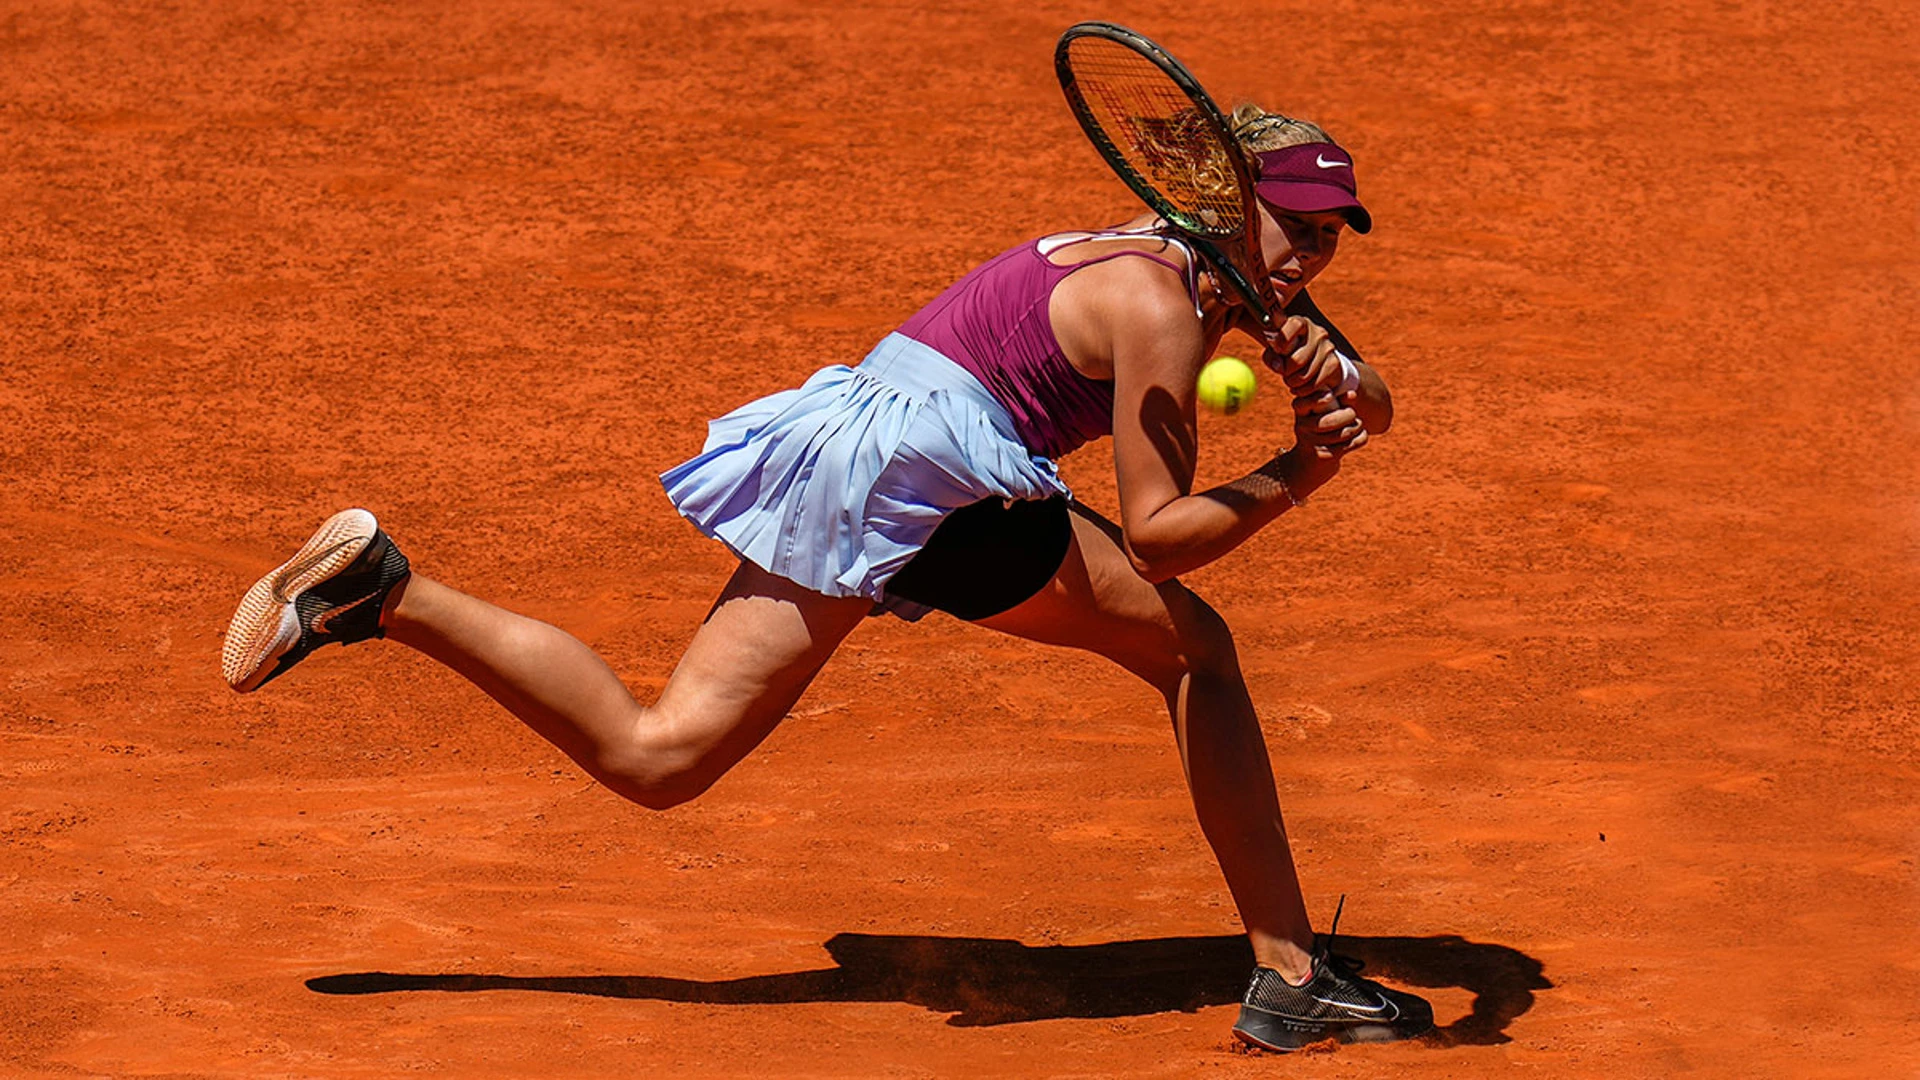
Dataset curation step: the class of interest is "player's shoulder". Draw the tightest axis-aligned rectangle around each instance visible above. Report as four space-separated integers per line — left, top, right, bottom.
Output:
1101 255 1202 338
1056 245 1197 326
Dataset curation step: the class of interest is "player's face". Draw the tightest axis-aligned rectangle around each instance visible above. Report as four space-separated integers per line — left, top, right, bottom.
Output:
1255 204 1345 303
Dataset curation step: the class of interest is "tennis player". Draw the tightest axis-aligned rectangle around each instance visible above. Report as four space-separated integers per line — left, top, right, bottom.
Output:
222 107 1431 1051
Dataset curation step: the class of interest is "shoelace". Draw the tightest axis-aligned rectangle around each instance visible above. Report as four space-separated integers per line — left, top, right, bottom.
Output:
1316 894 1371 981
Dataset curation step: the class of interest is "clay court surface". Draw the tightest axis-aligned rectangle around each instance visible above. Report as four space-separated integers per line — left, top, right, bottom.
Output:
5 0 1918 1075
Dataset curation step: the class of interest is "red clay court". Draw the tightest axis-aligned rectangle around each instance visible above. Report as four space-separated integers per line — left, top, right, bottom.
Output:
3 0 1917 1075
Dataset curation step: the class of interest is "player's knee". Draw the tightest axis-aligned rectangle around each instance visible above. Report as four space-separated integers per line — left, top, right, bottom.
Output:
629 772 714 807
593 733 718 811
1173 591 1241 681
1122 588 1241 695
624 774 712 811
599 758 715 811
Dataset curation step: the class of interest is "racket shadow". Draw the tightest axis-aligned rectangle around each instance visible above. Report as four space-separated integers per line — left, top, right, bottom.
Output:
307 931 1550 1043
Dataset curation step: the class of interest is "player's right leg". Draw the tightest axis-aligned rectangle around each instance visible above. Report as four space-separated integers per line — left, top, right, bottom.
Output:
972 503 1433 1050
970 504 1322 978
222 509 871 809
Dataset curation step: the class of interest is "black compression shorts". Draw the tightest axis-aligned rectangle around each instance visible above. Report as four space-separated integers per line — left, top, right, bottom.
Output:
881 496 1073 621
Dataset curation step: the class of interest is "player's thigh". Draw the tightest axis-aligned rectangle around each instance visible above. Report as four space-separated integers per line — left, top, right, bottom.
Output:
644 560 870 779
972 503 1234 692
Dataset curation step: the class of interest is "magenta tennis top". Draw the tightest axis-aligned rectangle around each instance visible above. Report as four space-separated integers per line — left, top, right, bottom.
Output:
897 232 1199 460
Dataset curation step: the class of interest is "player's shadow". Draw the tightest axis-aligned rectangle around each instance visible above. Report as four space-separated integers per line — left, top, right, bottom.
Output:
308 931 1550 1044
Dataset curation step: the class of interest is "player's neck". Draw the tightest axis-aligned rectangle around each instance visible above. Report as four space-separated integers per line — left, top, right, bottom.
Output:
1195 269 1241 333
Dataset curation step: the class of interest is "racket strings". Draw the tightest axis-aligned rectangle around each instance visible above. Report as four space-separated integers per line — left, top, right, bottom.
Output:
1229 110 1303 142
1064 39 1246 235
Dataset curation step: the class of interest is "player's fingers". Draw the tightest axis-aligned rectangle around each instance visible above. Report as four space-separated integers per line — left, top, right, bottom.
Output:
1306 341 1341 391
1278 315 1312 352
1291 390 1337 416
1302 406 1360 436
1283 358 1325 394
1320 428 1369 458
1315 336 1340 371
1283 337 1338 392
1266 316 1312 369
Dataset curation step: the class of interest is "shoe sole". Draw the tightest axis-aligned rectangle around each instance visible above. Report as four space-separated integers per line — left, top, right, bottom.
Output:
221 509 379 693
1233 1022 1405 1053
1233 1008 1433 1052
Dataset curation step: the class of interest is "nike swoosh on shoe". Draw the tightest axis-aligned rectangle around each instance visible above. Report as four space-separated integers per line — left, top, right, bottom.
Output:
311 591 380 636
1310 994 1397 1018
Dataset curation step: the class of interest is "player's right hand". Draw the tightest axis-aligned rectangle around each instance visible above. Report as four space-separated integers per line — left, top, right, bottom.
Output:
1263 316 1345 402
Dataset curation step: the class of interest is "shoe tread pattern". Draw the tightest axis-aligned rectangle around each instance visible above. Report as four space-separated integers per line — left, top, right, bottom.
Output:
221 509 379 691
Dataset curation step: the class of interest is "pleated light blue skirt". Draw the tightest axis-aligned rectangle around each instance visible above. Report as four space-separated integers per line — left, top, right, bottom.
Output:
659 333 1071 619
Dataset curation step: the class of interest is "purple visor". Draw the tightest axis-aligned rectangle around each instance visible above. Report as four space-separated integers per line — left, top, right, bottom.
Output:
1253 143 1372 234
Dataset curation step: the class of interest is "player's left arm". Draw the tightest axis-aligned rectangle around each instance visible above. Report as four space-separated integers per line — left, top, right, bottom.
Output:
1102 292 1356 583
1286 287 1392 436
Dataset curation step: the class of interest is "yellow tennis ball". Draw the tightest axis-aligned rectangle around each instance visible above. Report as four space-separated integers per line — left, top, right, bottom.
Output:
1196 356 1258 415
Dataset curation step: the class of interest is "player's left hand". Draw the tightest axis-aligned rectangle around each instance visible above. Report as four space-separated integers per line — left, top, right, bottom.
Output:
1292 390 1369 458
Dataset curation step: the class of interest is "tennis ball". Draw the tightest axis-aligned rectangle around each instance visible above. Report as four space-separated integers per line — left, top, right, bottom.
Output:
1196 356 1257 415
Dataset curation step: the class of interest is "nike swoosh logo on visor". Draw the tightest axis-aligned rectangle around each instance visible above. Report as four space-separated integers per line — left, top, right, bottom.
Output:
1316 154 1349 169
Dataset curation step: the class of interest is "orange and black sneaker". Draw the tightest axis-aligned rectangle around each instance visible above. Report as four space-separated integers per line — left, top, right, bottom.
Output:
221 509 410 693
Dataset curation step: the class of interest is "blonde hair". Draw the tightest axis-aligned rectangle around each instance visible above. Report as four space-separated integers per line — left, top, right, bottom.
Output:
1228 104 1335 155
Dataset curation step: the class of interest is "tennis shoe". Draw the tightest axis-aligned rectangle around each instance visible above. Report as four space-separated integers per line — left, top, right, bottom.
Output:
221 508 410 693
1232 902 1433 1052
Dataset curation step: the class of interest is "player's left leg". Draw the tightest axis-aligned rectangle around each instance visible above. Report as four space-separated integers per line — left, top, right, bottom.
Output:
383 561 871 808
222 508 873 809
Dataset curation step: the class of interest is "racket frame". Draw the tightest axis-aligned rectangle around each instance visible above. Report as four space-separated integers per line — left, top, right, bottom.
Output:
1055 21 1281 331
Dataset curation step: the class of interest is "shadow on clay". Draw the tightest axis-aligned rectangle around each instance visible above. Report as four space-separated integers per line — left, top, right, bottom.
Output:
307 931 1551 1043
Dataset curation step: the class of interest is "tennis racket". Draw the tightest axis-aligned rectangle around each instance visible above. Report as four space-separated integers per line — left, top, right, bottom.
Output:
1054 22 1281 333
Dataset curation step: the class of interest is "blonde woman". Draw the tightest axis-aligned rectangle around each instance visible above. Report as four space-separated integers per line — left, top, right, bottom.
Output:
222 108 1429 1051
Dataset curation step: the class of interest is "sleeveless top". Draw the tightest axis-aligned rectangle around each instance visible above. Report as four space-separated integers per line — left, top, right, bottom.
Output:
896 230 1202 460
